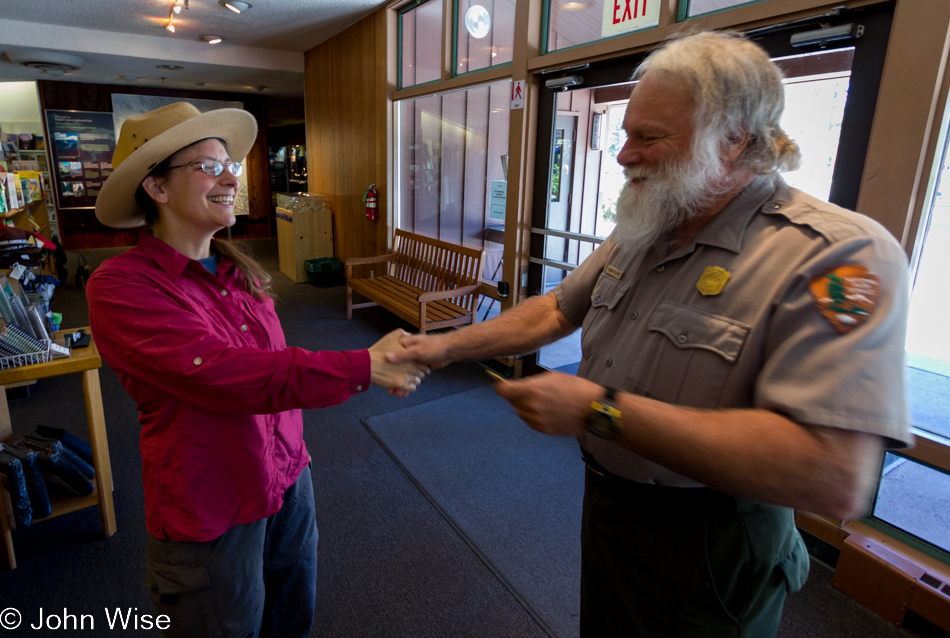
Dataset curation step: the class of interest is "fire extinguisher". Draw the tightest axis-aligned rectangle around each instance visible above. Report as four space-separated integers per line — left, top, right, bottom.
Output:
364 184 377 221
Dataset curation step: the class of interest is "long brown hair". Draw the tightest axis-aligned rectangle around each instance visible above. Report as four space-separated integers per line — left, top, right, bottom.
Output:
134 138 274 299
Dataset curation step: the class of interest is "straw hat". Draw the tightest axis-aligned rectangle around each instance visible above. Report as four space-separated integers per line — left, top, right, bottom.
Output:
96 102 257 228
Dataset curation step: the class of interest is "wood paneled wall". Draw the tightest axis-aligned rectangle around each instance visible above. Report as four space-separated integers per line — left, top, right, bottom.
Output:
304 9 389 267
36 80 271 249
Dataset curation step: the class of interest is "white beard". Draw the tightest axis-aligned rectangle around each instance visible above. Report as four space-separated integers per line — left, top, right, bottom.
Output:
611 138 731 254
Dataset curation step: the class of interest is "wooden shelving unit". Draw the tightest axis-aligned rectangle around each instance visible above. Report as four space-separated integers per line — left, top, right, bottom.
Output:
0 330 115 570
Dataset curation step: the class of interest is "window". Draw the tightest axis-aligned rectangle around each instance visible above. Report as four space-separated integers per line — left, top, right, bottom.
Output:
395 81 512 297
456 0 516 75
872 454 950 555
680 0 765 19
546 0 659 54
400 0 443 89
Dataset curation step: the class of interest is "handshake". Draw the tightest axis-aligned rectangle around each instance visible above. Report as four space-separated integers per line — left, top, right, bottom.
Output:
366 329 449 397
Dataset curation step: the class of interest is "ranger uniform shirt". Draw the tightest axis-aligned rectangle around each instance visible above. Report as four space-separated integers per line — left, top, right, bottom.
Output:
555 174 912 486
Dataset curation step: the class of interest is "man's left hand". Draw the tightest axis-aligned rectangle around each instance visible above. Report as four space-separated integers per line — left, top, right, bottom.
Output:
494 371 603 437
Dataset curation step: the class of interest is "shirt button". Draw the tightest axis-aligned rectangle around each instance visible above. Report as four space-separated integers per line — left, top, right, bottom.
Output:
594 296 601 304
220 289 228 296
656 265 665 272
356 385 363 392
677 334 688 344
193 357 203 365
631 312 639 320
606 358 613 367
241 324 248 332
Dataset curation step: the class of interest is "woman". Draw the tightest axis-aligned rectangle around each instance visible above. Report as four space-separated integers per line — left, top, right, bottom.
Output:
87 102 427 637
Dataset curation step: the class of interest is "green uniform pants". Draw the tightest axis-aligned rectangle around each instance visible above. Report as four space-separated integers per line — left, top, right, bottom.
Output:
580 461 809 637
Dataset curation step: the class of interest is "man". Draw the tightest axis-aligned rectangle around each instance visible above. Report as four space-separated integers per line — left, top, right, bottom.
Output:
390 32 912 637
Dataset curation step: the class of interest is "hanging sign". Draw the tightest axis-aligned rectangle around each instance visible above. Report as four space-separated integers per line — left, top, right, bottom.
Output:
511 80 525 110
602 0 659 39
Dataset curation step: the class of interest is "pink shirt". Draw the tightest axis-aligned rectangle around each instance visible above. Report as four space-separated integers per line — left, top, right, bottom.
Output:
88 232 371 542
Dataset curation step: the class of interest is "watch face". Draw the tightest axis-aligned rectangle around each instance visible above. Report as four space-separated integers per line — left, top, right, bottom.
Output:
586 411 620 440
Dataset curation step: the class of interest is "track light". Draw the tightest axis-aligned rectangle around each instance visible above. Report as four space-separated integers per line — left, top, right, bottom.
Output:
221 1 251 13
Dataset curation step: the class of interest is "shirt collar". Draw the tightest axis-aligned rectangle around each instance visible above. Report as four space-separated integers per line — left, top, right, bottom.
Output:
675 173 781 256
137 231 234 279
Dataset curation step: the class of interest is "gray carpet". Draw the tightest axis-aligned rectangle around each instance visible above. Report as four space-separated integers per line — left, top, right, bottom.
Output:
365 384 585 638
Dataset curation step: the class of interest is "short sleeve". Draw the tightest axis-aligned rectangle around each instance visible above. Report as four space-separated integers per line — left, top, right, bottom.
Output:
554 238 613 326
755 231 912 448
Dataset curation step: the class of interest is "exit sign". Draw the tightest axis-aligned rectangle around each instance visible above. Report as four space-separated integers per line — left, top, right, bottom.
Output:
602 0 658 38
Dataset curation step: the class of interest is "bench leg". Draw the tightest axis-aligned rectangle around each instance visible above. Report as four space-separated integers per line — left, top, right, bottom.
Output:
347 286 353 320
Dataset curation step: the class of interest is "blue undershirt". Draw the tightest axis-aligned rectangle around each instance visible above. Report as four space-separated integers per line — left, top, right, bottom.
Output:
198 253 219 275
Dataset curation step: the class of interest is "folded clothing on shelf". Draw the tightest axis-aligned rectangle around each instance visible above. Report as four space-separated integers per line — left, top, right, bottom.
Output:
35 424 94 467
19 434 94 497
0 443 51 519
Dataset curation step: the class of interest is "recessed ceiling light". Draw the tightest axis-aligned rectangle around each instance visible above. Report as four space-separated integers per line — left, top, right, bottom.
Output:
193 81 206 87
559 1 590 9
201 34 223 44
220 1 251 13
120 75 139 82
156 64 184 71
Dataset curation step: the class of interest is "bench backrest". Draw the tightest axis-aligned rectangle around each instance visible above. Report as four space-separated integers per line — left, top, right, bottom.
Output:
390 230 485 310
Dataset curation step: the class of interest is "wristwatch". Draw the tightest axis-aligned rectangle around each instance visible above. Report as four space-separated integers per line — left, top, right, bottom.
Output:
585 386 623 440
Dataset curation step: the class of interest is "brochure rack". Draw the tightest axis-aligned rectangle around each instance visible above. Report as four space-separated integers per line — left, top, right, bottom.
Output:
0 329 114 569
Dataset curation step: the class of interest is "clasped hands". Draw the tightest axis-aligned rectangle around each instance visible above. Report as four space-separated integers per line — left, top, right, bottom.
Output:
379 331 601 437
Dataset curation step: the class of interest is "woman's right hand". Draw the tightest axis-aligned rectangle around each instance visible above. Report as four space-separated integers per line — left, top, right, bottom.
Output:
368 329 431 396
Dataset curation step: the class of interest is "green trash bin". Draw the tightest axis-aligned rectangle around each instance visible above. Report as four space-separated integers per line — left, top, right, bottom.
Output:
305 257 344 286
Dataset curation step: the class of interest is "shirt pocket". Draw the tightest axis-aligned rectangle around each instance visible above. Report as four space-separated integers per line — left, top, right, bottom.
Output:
581 274 631 360
642 301 750 407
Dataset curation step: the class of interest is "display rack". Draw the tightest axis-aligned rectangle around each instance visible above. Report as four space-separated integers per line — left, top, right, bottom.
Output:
0 329 115 570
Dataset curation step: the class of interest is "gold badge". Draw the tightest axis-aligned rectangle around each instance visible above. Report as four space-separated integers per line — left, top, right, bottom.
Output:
810 264 880 334
605 265 623 279
696 266 731 296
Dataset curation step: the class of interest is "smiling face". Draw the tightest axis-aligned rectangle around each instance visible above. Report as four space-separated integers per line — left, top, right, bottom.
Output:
616 71 698 179
144 138 240 238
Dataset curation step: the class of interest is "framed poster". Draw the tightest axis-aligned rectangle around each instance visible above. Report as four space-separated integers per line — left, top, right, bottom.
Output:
44 110 117 210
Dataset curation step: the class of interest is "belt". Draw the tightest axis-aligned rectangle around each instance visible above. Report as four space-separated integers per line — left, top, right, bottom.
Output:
580 448 753 515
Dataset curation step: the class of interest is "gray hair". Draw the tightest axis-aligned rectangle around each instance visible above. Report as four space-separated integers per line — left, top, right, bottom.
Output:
632 31 801 173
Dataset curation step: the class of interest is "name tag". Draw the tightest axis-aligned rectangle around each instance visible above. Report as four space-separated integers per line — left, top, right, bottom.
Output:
605 265 623 279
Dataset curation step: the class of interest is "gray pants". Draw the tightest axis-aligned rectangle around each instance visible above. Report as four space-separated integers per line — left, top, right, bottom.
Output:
145 465 319 638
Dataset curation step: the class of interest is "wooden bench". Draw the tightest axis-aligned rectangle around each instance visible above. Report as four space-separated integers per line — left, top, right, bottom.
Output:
346 230 485 333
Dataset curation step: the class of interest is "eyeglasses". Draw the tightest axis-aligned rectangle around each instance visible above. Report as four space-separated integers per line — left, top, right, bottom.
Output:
166 159 244 177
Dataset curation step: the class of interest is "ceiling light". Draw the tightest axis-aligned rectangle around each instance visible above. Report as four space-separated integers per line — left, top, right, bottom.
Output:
464 5 491 39
165 22 176 33
156 64 184 71
252 85 266 92
4 50 85 74
221 1 251 13
559 1 590 9
120 75 139 82
193 81 206 87
201 34 223 44
173 1 182 14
